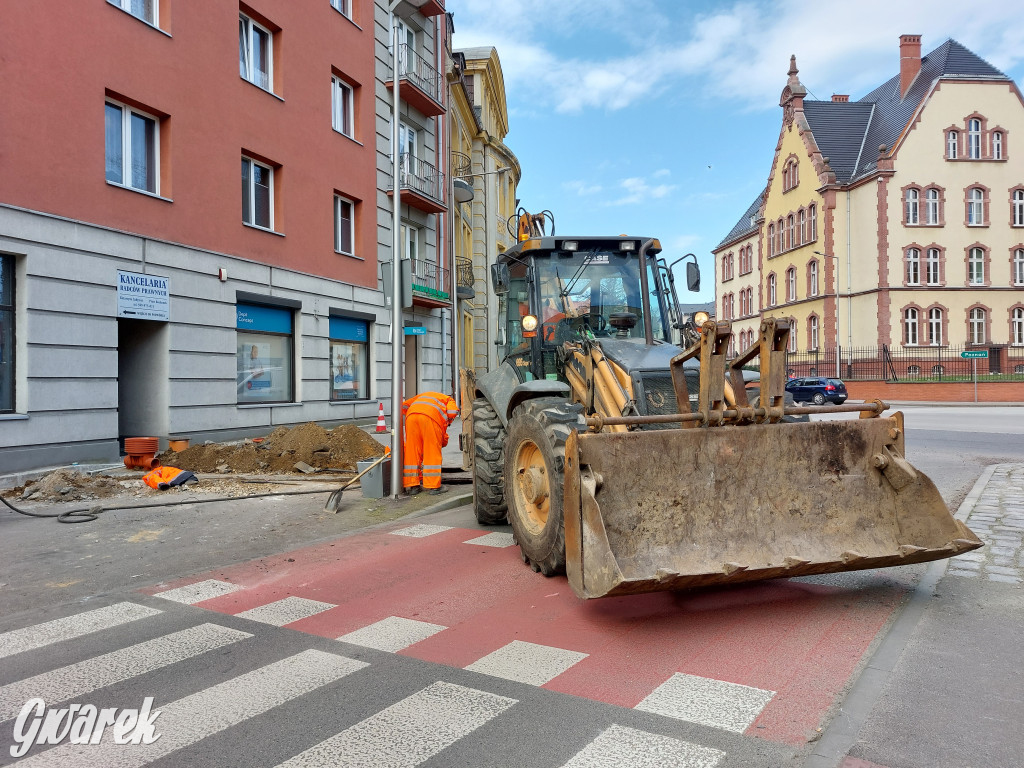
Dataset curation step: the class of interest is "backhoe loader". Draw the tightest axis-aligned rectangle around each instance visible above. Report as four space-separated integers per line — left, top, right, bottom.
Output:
460 216 982 599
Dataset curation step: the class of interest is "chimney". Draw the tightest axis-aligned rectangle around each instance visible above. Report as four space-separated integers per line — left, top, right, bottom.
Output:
900 34 922 98
831 94 849 102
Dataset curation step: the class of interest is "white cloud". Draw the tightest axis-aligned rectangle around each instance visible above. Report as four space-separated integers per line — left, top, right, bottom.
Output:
563 180 604 196
607 177 677 206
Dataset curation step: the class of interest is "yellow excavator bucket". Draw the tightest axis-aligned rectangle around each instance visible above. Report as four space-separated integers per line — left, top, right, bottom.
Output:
561 319 983 599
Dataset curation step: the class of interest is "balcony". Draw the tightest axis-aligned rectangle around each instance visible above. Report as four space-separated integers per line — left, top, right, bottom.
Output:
456 256 475 299
392 0 444 18
386 44 444 118
410 259 451 308
388 153 446 214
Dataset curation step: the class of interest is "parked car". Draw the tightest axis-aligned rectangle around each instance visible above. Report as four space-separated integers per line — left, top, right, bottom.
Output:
785 377 848 405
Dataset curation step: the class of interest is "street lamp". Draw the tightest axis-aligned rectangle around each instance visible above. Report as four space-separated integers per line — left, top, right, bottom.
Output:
388 0 404 500
814 251 841 379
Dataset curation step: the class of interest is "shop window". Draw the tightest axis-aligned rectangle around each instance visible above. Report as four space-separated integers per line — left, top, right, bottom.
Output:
236 303 294 403
330 316 369 401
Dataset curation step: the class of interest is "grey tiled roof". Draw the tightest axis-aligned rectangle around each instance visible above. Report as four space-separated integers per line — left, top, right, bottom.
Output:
716 191 764 250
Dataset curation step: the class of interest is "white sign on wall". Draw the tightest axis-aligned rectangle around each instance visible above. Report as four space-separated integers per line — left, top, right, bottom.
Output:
117 270 170 321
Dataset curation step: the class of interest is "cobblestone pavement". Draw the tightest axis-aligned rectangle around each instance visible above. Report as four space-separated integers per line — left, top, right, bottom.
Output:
946 463 1024 584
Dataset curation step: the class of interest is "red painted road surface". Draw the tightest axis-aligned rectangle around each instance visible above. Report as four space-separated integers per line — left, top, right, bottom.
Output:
143 522 911 747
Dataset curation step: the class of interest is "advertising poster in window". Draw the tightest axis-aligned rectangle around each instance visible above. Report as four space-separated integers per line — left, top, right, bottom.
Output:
332 343 360 399
237 335 291 403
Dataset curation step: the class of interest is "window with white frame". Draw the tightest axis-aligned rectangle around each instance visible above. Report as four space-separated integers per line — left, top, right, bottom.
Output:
1013 307 1024 346
904 308 919 345
809 315 819 350
968 247 985 285
786 267 796 302
799 209 806 244
242 157 273 229
401 223 419 262
969 307 986 344
0 254 13 413
332 75 353 137
809 260 818 296
767 223 775 256
968 119 982 159
926 247 941 285
110 0 157 25
809 204 817 240
1014 190 1024 227
396 19 416 76
768 274 776 306
993 131 1003 160
334 195 353 255
925 188 940 225
947 130 958 159
1015 248 1024 286
787 215 795 249
105 101 158 194
967 188 984 225
788 321 797 352
330 0 352 19
776 219 783 254
239 13 272 91
928 308 943 346
905 188 919 224
906 248 920 285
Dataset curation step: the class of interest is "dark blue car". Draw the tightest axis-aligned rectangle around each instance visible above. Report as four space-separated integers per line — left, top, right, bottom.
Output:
785 377 848 405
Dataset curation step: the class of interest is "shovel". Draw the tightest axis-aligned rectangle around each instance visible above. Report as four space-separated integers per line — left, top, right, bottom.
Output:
324 452 390 513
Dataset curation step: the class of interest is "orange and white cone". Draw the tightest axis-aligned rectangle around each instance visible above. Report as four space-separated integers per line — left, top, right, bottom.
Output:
376 402 387 433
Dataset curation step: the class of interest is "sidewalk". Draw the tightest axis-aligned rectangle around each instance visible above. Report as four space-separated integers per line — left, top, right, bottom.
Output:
806 463 1024 768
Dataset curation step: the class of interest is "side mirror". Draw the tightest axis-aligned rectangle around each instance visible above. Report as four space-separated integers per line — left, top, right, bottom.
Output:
686 261 701 292
490 263 510 295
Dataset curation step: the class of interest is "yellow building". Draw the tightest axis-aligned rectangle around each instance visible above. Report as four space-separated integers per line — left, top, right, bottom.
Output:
448 45 521 377
716 36 1024 375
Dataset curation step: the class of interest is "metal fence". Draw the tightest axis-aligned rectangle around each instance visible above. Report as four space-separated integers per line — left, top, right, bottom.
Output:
782 344 1024 382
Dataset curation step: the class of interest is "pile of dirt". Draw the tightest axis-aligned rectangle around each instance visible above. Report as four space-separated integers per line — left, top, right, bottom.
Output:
8 468 132 503
158 422 387 475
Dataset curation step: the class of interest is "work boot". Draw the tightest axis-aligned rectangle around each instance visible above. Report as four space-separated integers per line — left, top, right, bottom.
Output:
427 486 450 496
405 486 422 496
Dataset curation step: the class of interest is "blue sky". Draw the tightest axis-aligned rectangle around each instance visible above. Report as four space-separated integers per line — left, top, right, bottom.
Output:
448 0 1024 303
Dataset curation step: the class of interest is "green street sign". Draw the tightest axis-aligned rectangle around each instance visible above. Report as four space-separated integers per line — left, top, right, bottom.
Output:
961 350 988 359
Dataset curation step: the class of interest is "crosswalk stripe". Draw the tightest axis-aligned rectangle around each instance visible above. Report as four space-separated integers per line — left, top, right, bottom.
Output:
235 596 336 626
0 603 161 661
15 649 369 767
390 524 453 538
0 623 251 722
152 579 242 604
635 673 775 733
465 640 588 687
462 532 515 548
561 724 725 768
337 616 447 652
274 681 516 768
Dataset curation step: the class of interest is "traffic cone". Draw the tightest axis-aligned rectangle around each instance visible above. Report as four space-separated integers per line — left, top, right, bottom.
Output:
375 402 387 433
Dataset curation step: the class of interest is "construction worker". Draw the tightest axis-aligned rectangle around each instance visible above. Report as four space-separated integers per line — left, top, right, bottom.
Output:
402 391 459 496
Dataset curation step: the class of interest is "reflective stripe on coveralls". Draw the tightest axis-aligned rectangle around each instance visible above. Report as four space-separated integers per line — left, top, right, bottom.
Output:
402 392 458 489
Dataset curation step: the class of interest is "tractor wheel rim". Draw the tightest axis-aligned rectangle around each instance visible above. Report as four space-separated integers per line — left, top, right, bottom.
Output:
513 439 549 534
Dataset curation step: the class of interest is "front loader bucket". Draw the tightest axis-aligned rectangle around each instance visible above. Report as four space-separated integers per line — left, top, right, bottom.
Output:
563 415 982 599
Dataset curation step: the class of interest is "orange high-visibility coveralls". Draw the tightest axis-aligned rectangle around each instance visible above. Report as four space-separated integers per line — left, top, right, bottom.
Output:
402 392 459 490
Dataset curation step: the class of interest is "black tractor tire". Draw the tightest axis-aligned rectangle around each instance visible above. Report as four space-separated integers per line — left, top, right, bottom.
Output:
504 398 585 576
812 392 826 405
471 397 508 525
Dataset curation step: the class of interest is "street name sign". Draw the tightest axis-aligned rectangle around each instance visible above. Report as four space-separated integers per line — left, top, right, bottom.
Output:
961 350 988 359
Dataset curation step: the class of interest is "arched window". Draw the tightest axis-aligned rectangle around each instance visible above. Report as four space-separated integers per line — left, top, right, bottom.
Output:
1014 248 1024 286
968 119 982 159
768 274 777 306
967 188 984 225
905 188 919 224
926 248 941 285
786 267 797 302
809 315 819 350
947 130 958 159
809 260 818 297
969 307 986 344
904 308 919 345
906 248 920 284
907 365 921 378
928 308 943 346
993 131 1003 160
968 247 985 285
925 188 940 224
1012 307 1024 346
932 364 945 376
1013 190 1024 227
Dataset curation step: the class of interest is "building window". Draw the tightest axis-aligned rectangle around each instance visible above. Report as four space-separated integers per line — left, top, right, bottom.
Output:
904 308 919 345
969 307 986 344
332 75 354 137
110 0 157 25
236 303 294 404
767 223 775 257
1013 307 1024 346
905 188 919 225
768 274 776 307
928 308 943 346
1014 248 1024 286
968 247 985 285
993 131 1003 160
330 316 369 401
239 13 272 91
1013 190 1024 227
395 19 416 76
809 260 818 297
788 321 797 352
926 247 942 285
334 195 354 255
809 315 819 350
809 204 817 241
401 223 419 262
776 219 784 254
906 248 921 285
330 0 352 19
925 188 940 225
786 267 796 302
968 119 982 159
787 215 795 249
242 157 273 229
907 365 921 378
932 364 945 376
967 187 985 226
947 130 958 159
104 101 158 194
0 255 13 413
798 209 806 244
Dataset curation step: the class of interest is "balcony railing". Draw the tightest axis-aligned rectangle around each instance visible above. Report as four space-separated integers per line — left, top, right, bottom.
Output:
455 256 474 299
389 153 445 213
410 258 450 306
391 43 444 116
